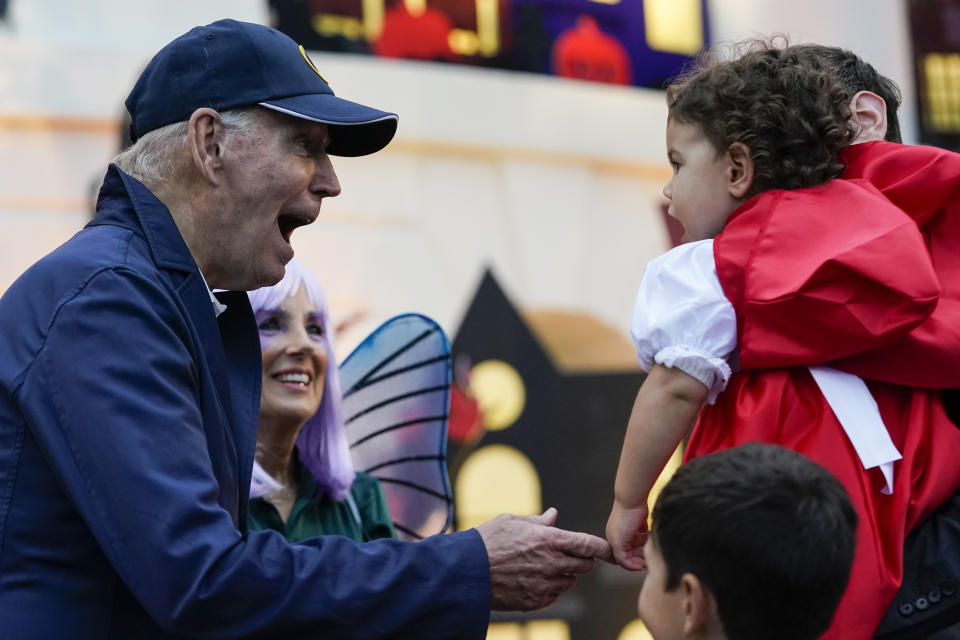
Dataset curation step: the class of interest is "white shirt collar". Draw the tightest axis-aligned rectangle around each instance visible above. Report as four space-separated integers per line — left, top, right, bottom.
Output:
197 270 228 318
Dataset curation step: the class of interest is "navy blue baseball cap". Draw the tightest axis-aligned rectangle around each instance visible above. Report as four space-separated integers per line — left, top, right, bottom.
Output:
125 19 398 157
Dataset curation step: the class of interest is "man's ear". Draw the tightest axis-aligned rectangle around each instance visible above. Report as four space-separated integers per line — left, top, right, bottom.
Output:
726 142 753 199
680 573 718 637
187 108 225 186
849 90 887 143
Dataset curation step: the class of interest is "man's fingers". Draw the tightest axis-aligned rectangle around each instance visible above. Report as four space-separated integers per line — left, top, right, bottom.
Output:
484 511 612 613
535 574 579 609
550 528 613 560
595 541 615 563
552 555 596 576
530 507 558 526
552 573 579 594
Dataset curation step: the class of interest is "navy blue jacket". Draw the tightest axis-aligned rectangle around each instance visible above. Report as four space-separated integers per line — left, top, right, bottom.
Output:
0 166 490 638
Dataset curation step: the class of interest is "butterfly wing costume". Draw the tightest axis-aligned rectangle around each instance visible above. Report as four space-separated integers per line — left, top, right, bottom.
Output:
339 314 454 541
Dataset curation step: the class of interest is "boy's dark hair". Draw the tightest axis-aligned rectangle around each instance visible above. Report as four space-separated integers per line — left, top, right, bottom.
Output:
788 43 903 143
652 443 858 640
667 41 857 196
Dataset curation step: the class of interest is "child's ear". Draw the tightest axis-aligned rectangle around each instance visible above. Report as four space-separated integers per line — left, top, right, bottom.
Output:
849 90 887 143
680 573 718 637
725 142 753 199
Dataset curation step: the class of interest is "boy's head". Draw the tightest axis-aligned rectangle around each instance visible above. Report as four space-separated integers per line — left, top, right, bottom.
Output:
662 42 857 241
639 443 857 640
787 43 902 144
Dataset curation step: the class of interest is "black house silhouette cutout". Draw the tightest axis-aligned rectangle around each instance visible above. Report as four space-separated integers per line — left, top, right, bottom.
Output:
451 268 647 638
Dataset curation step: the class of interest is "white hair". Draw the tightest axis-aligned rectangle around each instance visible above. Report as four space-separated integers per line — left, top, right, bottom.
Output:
112 107 261 189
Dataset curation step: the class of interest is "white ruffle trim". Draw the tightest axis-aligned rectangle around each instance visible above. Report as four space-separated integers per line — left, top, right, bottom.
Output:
630 239 737 404
654 345 732 404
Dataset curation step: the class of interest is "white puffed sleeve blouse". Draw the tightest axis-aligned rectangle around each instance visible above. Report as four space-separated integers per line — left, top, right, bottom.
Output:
629 239 736 404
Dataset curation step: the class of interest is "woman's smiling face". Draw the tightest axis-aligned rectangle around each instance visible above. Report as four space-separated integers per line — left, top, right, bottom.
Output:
256 284 329 429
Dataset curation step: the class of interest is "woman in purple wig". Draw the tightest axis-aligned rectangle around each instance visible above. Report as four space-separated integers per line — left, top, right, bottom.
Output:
246 258 395 542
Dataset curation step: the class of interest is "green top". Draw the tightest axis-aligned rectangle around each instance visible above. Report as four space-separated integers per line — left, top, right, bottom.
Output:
248 458 396 543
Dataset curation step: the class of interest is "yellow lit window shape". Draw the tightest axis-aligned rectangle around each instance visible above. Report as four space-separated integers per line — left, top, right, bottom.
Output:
456 444 541 531
313 14 365 41
448 0 500 57
924 53 960 134
311 0 385 42
363 0 386 41
643 0 703 55
618 619 655 640
470 359 526 431
648 443 683 528
487 623 523 640
526 620 570 640
487 620 571 640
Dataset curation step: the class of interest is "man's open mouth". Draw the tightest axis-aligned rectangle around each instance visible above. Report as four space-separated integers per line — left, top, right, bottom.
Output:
277 213 314 243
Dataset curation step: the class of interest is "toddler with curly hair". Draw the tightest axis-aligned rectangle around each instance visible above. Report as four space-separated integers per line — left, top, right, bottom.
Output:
606 42 960 639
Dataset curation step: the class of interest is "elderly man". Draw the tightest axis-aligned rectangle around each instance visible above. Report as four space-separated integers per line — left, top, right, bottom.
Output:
0 19 610 639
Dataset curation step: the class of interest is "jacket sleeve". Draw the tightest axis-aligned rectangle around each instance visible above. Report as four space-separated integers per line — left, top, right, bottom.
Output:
714 181 940 371
17 267 490 639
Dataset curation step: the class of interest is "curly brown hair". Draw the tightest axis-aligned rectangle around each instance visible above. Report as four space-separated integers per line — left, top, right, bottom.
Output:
786 43 902 143
667 41 857 196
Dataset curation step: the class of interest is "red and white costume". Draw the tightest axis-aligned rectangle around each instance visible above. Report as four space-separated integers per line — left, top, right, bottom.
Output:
631 142 960 639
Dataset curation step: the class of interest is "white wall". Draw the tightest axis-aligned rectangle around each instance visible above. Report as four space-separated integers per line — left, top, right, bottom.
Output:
0 1 267 50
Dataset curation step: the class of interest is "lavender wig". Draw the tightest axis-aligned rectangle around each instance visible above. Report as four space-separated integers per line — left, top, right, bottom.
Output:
247 258 355 501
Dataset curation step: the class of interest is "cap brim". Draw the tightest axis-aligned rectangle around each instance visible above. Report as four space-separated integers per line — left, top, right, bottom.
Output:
260 94 398 157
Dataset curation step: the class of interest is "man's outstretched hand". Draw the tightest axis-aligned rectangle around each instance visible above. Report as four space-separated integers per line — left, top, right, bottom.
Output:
476 508 613 611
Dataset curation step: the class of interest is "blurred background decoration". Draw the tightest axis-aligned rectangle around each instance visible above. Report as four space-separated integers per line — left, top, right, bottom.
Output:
0 1 946 638
268 0 709 88
909 0 960 151
448 269 655 639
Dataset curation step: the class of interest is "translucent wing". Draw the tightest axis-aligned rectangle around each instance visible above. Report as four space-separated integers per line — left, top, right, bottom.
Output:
339 314 453 541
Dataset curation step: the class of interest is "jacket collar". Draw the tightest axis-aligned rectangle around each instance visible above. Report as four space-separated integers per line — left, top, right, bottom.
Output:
90 164 198 274
92 165 262 524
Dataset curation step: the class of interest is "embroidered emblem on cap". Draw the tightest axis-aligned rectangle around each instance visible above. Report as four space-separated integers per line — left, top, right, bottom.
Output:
299 45 328 85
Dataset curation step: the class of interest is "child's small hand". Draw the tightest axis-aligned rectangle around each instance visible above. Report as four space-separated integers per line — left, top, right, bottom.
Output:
606 501 649 571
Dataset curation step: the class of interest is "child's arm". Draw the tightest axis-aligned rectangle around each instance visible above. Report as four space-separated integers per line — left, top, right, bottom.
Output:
606 363 708 570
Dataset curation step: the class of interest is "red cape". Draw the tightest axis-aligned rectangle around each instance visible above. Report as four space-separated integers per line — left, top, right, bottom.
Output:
831 141 960 387
714 179 940 374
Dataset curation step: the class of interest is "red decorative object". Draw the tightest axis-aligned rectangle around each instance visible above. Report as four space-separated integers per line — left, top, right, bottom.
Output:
375 4 455 61
551 15 633 85
447 382 484 444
